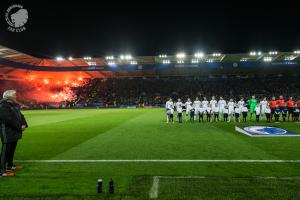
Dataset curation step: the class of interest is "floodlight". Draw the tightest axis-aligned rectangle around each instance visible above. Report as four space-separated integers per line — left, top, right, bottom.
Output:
176 53 186 59
194 52 204 58
56 56 64 61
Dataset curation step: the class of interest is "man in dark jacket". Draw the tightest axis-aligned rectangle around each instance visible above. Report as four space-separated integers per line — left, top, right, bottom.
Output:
0 90 28 177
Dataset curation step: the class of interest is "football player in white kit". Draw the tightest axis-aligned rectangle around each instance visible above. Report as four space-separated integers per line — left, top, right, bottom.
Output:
199 106 205 123
202 97 209 113
206 105 212 122
218 96 226 118
223 106 229 122
165 98 174 123
213 105 220 122
193 97 202 121
227 98 235 122
190 104 195 123
255 104 261 122
237 98 245 113
260 97 268 117
185 98 193 122
234 106 241 122
242 104 248 122
210 96 218 113
176 98 183 123
265 105 271 122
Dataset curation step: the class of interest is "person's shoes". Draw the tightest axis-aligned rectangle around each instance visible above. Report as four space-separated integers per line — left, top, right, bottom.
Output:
1 171 14 177
11 165 23 170
6 169 13 173
6 166 14 171
9 165 23 170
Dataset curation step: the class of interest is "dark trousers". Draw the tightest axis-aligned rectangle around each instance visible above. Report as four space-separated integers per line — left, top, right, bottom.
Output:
274 114 279 122
7 141 17 168
256 115 260 122
207 114 211 122
0 143 8 173
178 113 182 123
224 114 228 122
199 114 204 122
282 114 287 122
214 114 219 122
190 113 194 122
266 113 271 122
242 113 247 122
0 141 18 173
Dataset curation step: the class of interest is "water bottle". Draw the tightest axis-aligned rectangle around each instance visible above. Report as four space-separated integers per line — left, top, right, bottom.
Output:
109 178 114 194
97 178 102 193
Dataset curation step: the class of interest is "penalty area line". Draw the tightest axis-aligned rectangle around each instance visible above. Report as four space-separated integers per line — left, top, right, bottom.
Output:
149 176 300 199
14 159 300 163
149 176 160 199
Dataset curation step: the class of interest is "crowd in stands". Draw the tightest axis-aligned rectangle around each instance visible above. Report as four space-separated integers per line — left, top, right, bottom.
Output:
1 74 300 108
74 74 300 107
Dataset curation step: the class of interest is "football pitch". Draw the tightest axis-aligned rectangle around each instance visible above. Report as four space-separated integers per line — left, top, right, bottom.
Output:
1 108 300 200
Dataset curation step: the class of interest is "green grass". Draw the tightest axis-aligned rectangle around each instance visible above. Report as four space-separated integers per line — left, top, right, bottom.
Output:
148 176 300 200
1 108 300 199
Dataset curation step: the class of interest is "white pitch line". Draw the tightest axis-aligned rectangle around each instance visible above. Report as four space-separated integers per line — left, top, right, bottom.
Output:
149 176 300 199
155 176 300 180
149 176 160 199
14 159 300 163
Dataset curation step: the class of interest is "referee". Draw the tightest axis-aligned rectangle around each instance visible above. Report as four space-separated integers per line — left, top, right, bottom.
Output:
0 90 28 177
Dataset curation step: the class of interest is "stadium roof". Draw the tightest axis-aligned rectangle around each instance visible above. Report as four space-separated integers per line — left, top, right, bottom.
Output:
1 44 300 79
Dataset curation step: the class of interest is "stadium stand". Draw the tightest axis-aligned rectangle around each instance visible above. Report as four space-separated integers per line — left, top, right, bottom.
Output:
1 45 300 108
72 74 300 108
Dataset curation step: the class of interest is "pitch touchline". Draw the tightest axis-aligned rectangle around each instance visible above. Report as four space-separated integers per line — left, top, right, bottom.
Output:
15 159 300 163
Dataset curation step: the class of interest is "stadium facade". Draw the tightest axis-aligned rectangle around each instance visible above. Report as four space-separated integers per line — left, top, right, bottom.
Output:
1 45 300 80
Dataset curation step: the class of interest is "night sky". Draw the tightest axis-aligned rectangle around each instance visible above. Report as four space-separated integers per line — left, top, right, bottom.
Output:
0 0 300 58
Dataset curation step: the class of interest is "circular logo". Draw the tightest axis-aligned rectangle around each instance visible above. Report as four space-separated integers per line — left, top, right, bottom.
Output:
244 126 287 135
5 4 28 32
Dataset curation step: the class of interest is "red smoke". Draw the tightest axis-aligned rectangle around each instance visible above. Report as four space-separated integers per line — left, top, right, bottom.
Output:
27 86 76 103
1 72 90 103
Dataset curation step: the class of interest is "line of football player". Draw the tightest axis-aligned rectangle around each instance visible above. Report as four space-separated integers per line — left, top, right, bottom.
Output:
165 96 300 123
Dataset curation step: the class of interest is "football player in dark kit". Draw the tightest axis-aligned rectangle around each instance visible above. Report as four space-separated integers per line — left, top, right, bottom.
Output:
293 105 300 122
286 97 295 121
269 97 277 121
281 104 288 122
277 95 285 111
274 106 281 122
0 90 28 177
